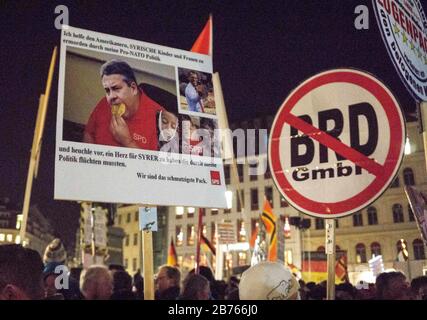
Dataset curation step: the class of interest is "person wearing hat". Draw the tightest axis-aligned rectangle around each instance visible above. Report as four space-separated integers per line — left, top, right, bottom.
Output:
42 238 67 299
42 238 80 300
238 261 300 300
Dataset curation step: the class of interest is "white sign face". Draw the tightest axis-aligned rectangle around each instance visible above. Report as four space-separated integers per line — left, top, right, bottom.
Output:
373 0 427 101
93 207 107 248
269 69 405 218
55 26 226 208
139 207 158 232
217 222 237 244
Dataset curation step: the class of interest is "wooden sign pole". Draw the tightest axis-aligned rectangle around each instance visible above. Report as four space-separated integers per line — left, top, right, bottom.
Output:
142 230 154 300
325 219 336 300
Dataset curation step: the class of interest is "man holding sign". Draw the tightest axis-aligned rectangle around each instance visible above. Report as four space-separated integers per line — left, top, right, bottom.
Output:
83 59 164 150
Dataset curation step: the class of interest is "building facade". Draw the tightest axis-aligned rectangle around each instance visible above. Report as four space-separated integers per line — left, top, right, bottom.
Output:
0 200 55 257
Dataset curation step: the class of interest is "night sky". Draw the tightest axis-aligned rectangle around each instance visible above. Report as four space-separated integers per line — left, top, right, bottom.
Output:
0 0 424 249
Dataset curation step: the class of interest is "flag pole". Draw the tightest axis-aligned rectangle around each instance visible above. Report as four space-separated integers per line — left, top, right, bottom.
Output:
20 47 57 245
195 208 204 274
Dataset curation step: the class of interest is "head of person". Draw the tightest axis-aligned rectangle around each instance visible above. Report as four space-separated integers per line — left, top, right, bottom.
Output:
100 59 139 118
80 265 113 300
0 244 44 300
42 238 67 298
411 276 427 300
376 271 410 300
159 110 178 142
239 261 300 300
112 270 133 294
181 274 210 300
188 71 199 87
156 265 181 293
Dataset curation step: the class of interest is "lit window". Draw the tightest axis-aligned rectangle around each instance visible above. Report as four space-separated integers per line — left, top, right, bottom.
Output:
356 243 367 263
238 252 247 266
187 225 195 246
187 207 195 214
176 207 184 216
237 220 246 242
15 235 21 244
176 226 183 246
0 233 5 242
6 234 13 242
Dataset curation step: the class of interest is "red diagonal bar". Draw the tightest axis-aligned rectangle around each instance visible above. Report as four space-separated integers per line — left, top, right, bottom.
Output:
283 112 384 177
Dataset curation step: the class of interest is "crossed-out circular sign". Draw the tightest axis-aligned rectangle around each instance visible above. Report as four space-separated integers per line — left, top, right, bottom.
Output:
268 69 405 218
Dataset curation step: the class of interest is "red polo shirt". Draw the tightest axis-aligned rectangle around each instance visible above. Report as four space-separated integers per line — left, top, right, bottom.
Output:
84 90 164 150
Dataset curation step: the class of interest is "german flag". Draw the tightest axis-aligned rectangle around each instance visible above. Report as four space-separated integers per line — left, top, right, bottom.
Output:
301 251 347 284
167 237 178 267
261 199 277 261
201 233 216 256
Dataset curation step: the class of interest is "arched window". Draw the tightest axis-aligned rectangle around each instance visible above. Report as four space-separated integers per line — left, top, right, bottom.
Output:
393 204 404 223
367 207 378 225
413 239 426 260
317 246 325 252
356 243 367 263
390 176 400 188
353 212 363 226
371 242 381 257
403 168 415 186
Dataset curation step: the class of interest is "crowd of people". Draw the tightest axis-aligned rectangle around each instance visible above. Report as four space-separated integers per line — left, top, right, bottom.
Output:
1 241 426 300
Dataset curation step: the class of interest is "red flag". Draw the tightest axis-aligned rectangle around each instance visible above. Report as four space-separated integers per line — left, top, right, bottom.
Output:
190 15 213 56
167 237 178 266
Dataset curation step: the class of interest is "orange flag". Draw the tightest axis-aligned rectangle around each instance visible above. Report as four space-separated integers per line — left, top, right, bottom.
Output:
167 237 178 266
190 15 213 56
249 224 259 248
261 199 277 261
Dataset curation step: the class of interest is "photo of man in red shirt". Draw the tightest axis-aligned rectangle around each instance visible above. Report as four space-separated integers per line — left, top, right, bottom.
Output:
83 60 164 150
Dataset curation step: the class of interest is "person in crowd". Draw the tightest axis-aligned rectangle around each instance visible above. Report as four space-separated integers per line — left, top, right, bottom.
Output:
80 265 113 300
410 276 427 300
188 266 221 299
155 265 181 300
111 270 135 300
133 269 144 300
0 244 44 300
179 273 211 300
375 271 412 300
